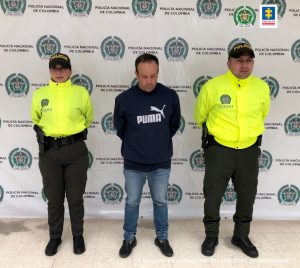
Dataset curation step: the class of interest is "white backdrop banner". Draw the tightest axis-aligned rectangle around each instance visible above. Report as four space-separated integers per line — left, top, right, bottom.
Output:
0 0 299 219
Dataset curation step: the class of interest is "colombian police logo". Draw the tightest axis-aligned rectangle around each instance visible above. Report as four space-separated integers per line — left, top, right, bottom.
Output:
41 187 47 202
228 38 251 55
189 149 205 171
278 184 300 205
100 36 125 60
291 39 300 62
176 116 186 135
193 76 212 97
131 77 139 87
167 183 182 204
101 112 117 134
36 35 61 59
71 74 93 95
5 73 29 97
1 0 26 15
0 185 4 202
88 151 93 169
196 0 222 19
101 183 123 204
220 94 231 104
262 0 286 19
41 99 49 107
132 0 157 17
284 114 300 136
164 37 189 61
67 0 92 16
9 147 32 170
261 76 279 100
222 184 237 205
234 6 256 27
259 150 272 171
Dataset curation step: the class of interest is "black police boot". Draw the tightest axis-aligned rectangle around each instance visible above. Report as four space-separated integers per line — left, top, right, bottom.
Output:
45 237 62 256
201 236 218 256
231 236 259 258
73 235 86 255
155 238 174 257
119 237 137 258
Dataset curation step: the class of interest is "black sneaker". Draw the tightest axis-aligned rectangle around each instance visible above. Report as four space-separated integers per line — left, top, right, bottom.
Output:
231 236 259 258
201 237 218 256
45 238 62 256
119 237 137 258
154 238 174 257
73 235 86 255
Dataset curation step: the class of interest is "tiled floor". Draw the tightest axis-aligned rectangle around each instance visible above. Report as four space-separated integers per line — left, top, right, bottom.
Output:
0 218 299 268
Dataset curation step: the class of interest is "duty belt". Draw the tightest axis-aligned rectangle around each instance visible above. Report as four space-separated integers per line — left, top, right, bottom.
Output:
207 135 262 150
47 131 84 148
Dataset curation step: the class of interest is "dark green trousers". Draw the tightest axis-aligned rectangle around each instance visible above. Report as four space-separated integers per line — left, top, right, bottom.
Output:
203 144 260 238
39 140 89 239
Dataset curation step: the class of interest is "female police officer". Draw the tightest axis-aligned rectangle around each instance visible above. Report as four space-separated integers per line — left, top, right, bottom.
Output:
31 53 93 256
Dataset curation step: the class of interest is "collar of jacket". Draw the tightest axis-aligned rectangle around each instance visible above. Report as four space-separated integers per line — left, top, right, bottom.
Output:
48 79 72 88
227 70 253 88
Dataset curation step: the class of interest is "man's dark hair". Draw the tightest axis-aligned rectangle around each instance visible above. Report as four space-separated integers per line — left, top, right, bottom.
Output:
135 53 159 73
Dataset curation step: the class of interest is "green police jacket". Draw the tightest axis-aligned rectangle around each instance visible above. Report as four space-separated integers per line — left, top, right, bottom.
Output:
194 70 270 149
31 79 93 137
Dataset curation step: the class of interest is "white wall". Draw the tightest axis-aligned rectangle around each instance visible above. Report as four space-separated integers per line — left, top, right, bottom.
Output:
0 0 299 219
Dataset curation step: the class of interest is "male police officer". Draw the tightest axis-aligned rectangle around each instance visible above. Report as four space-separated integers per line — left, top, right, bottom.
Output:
194 43 270 258
31 53 93 256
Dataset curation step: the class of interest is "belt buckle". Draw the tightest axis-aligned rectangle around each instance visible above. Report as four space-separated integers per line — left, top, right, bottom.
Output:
51 139 60 149
61 137 70 146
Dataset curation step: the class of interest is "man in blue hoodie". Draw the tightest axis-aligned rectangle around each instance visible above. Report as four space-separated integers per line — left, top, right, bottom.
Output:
114 53 181 258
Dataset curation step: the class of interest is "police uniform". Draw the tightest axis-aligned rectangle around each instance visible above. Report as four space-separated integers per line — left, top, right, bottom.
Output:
194 43 270 257
31 53 93 255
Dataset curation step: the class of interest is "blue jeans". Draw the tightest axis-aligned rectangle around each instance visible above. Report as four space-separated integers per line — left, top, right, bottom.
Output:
123 168 170 241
